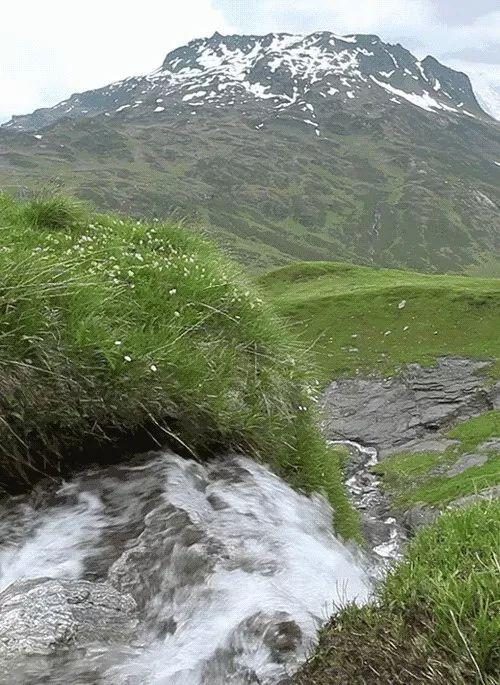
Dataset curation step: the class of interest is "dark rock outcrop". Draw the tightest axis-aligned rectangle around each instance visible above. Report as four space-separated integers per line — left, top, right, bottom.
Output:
321 358 496 457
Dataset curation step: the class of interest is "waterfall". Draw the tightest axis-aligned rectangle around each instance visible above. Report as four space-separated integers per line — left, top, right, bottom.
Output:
0 452 372 684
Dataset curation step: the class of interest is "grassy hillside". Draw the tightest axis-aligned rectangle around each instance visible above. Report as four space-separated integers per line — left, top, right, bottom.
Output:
260 261 500 381
1 104 499 273
293 500 500 684
0 193 359 536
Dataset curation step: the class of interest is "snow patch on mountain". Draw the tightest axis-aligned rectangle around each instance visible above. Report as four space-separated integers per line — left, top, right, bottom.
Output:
370 76 459 114
2 31 489 133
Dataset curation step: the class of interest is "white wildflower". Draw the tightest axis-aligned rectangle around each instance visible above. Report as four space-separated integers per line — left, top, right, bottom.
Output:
124 355 132 362
114 340 122 346
169 288 177 295
150 364 158 372
398 300 407 309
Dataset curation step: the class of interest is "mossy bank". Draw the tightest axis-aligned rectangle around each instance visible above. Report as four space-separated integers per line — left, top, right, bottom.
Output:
0 194 358 536
293 500 500 685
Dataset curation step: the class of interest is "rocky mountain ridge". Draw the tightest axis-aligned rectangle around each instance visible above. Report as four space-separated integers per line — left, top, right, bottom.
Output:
3 31 487 133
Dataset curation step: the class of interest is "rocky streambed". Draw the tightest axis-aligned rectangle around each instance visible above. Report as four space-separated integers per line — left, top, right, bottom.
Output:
321 357 500 542
0 453 372 684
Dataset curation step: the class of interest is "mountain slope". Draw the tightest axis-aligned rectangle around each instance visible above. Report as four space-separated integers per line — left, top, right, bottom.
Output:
1 31 499 271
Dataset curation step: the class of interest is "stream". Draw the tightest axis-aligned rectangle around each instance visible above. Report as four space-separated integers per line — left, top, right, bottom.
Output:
0 450 374 684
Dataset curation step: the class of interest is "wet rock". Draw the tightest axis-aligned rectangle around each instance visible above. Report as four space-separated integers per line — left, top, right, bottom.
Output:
107 499 228 635
403 504 440 534
321 358 494 457
445 453 489 477
260 613 303 657
0 578 137 658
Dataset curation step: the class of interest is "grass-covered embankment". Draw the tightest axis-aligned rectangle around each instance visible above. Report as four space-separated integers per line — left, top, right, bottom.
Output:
0 193 359 536
375 411 500 510
294 500 500 685
261 261 500 381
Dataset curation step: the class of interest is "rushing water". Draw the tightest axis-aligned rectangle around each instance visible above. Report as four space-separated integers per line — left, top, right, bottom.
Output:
0 452 372 684
329 440 406 560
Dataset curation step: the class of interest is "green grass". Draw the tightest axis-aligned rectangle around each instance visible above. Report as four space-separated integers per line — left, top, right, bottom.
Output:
375 411 500 509
0 193 359 538
448 411 500 452
260 261 500 381
293 501 500 684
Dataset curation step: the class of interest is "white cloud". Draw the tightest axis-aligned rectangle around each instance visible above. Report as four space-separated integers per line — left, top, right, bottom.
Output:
0 0 233 122
447 60 500 120
214 0 437 39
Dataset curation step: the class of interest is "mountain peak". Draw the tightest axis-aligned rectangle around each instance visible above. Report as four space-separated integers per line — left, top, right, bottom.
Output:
2 31 489 133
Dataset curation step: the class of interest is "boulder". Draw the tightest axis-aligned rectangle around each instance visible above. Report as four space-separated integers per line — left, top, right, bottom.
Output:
402 504 440 534
448 486 500 510
445 453 488 478
0 578 138 657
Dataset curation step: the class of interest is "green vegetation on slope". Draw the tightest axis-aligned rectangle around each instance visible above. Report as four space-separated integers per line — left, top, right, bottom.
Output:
293 501 500 684
0 193 359 537
260 261 500 381
1 107 499 273
375 411 500 508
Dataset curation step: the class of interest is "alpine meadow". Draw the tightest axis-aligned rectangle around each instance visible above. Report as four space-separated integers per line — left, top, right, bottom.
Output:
0 15 498 685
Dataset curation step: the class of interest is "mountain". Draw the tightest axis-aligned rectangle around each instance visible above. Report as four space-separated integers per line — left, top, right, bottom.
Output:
1 31 499 271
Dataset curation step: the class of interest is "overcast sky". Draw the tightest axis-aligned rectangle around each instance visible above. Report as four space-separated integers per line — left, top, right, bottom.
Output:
1 0 499 123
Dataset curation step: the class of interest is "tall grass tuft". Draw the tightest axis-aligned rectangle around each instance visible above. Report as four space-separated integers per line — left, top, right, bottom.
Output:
21 192 88 230
0 193 359 538
294 500 500 684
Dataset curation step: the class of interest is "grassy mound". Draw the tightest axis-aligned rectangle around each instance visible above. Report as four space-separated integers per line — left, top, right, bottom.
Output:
293 501 500 684
0 193 358 537
260 261 500 381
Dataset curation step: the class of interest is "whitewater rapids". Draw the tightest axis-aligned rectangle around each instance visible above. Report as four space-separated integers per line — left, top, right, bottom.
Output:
0 452 372 684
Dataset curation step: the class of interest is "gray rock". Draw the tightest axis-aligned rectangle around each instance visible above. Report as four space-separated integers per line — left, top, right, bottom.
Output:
321 357 495 457
403 504 440 534
448 485 500 509
491 382 500 410
383 436 459 457
477 438 500 453
445 453 489 477
0 578 138 658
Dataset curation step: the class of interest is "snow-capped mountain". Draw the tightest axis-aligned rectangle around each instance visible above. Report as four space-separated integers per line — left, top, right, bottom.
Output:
3 31 487 133
0 32 498 274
